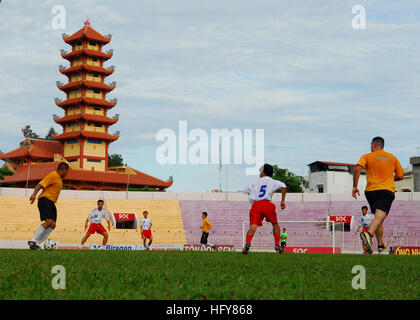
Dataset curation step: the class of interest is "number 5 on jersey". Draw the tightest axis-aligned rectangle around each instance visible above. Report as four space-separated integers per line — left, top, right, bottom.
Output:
259 185 267 198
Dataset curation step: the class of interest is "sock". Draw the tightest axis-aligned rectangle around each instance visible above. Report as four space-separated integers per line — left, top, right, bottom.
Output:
246 235 253 244
274 234 280 246
38 227 53 243
30 226 46 243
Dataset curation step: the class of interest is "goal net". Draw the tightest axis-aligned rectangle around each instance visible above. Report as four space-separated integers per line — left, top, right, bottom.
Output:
242 220 345 253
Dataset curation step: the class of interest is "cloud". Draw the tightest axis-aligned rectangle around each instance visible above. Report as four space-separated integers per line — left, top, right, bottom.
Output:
1 0 420 190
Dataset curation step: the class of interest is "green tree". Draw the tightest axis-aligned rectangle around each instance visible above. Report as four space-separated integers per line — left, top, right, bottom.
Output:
108 153 124 167
0 167 13 180
23 125 39 138
45 127 57 140
272 165 308 193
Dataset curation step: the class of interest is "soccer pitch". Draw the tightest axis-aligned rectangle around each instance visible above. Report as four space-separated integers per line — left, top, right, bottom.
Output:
0 249 418 300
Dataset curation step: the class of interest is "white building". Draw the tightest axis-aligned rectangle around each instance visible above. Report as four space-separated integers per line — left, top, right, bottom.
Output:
306 161 367 194
395 166 413 192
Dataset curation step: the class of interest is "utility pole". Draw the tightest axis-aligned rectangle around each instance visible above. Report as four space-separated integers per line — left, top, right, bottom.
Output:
219 141 222 192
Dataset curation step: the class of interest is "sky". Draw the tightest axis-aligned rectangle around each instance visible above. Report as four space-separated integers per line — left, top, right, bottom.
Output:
1 0 420 192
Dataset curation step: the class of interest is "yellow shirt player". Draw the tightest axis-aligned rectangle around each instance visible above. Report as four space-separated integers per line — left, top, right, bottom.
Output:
200 212 216 250
28 162 69 250
352 137 404 254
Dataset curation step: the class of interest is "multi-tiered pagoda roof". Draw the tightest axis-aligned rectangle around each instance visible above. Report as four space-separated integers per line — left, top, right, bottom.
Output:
0 21 173 191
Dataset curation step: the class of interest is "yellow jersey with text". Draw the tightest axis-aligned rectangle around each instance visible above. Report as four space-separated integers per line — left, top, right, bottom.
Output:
357 150 404 192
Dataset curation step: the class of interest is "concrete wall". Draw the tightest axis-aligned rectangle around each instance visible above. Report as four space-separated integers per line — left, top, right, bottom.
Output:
410 157 420 192
2 187 419 202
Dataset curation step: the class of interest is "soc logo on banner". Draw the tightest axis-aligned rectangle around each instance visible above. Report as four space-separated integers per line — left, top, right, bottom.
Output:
90 244 103 250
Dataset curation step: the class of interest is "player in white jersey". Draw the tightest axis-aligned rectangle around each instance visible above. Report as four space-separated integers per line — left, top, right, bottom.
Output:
139 210 153 250
355 206 375 254
81 200 111 246
242 164 287 254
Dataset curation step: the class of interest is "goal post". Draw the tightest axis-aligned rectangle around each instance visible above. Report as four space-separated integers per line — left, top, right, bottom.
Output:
242 220 345 254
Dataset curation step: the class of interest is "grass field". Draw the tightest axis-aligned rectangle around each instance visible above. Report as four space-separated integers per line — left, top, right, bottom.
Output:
0 249 419 300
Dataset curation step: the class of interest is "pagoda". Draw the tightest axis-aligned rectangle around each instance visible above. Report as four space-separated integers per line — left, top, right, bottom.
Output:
0 21 173 191
54 19 118 171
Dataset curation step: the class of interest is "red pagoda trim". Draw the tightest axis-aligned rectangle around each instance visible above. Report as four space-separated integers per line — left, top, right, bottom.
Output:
61 48 113 60
0 162 173 189
0 139 63 160
63 25 111 44
52 131 119 142
57 80 116 92
54 114 118 125
55 97 117 109
60 64 114 76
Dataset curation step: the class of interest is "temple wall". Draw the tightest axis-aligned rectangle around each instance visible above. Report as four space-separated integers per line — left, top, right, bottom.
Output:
72 58 82 67
85 106 105 115
67 159 80 169
68 90 82 99
86 57 100 66
84 123 106 132
86 73 101 82
83 158 105 171
83 140 105 157
70 74 82 82
85 89 102 99
64 141 81 157
66 106 81 115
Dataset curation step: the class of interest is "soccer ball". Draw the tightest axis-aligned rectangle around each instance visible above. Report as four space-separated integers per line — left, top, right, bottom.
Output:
44 239 57 250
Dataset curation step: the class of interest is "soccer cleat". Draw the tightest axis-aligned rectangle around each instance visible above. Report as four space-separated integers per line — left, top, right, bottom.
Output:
360 232 373 254
242 243 251 255
28 240 40 250
362 242 368 254
275 245 284 254
378 244 388 253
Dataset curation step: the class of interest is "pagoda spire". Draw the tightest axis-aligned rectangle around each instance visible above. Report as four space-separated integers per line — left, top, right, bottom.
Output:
53 22 119 172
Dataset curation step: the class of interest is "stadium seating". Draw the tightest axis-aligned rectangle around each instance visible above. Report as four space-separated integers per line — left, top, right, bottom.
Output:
179 200 420 251
1 194 419 251
0 197 186 245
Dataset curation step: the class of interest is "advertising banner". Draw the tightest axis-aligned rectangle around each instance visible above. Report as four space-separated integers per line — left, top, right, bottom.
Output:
284 246 341 254
184 244 235 251
393 247 420 255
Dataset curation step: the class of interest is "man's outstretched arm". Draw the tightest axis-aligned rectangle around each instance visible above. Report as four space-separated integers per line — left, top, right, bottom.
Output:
280 187 287 210
29 184 44 204
352 165 362 199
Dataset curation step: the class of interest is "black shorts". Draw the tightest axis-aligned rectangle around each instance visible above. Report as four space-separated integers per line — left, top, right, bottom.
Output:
365 190 395 215
281 242 286 247
200 232 209 245
37 197 57 222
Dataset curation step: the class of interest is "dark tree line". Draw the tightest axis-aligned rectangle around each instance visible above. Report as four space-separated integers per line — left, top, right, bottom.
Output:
23 125 57 140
